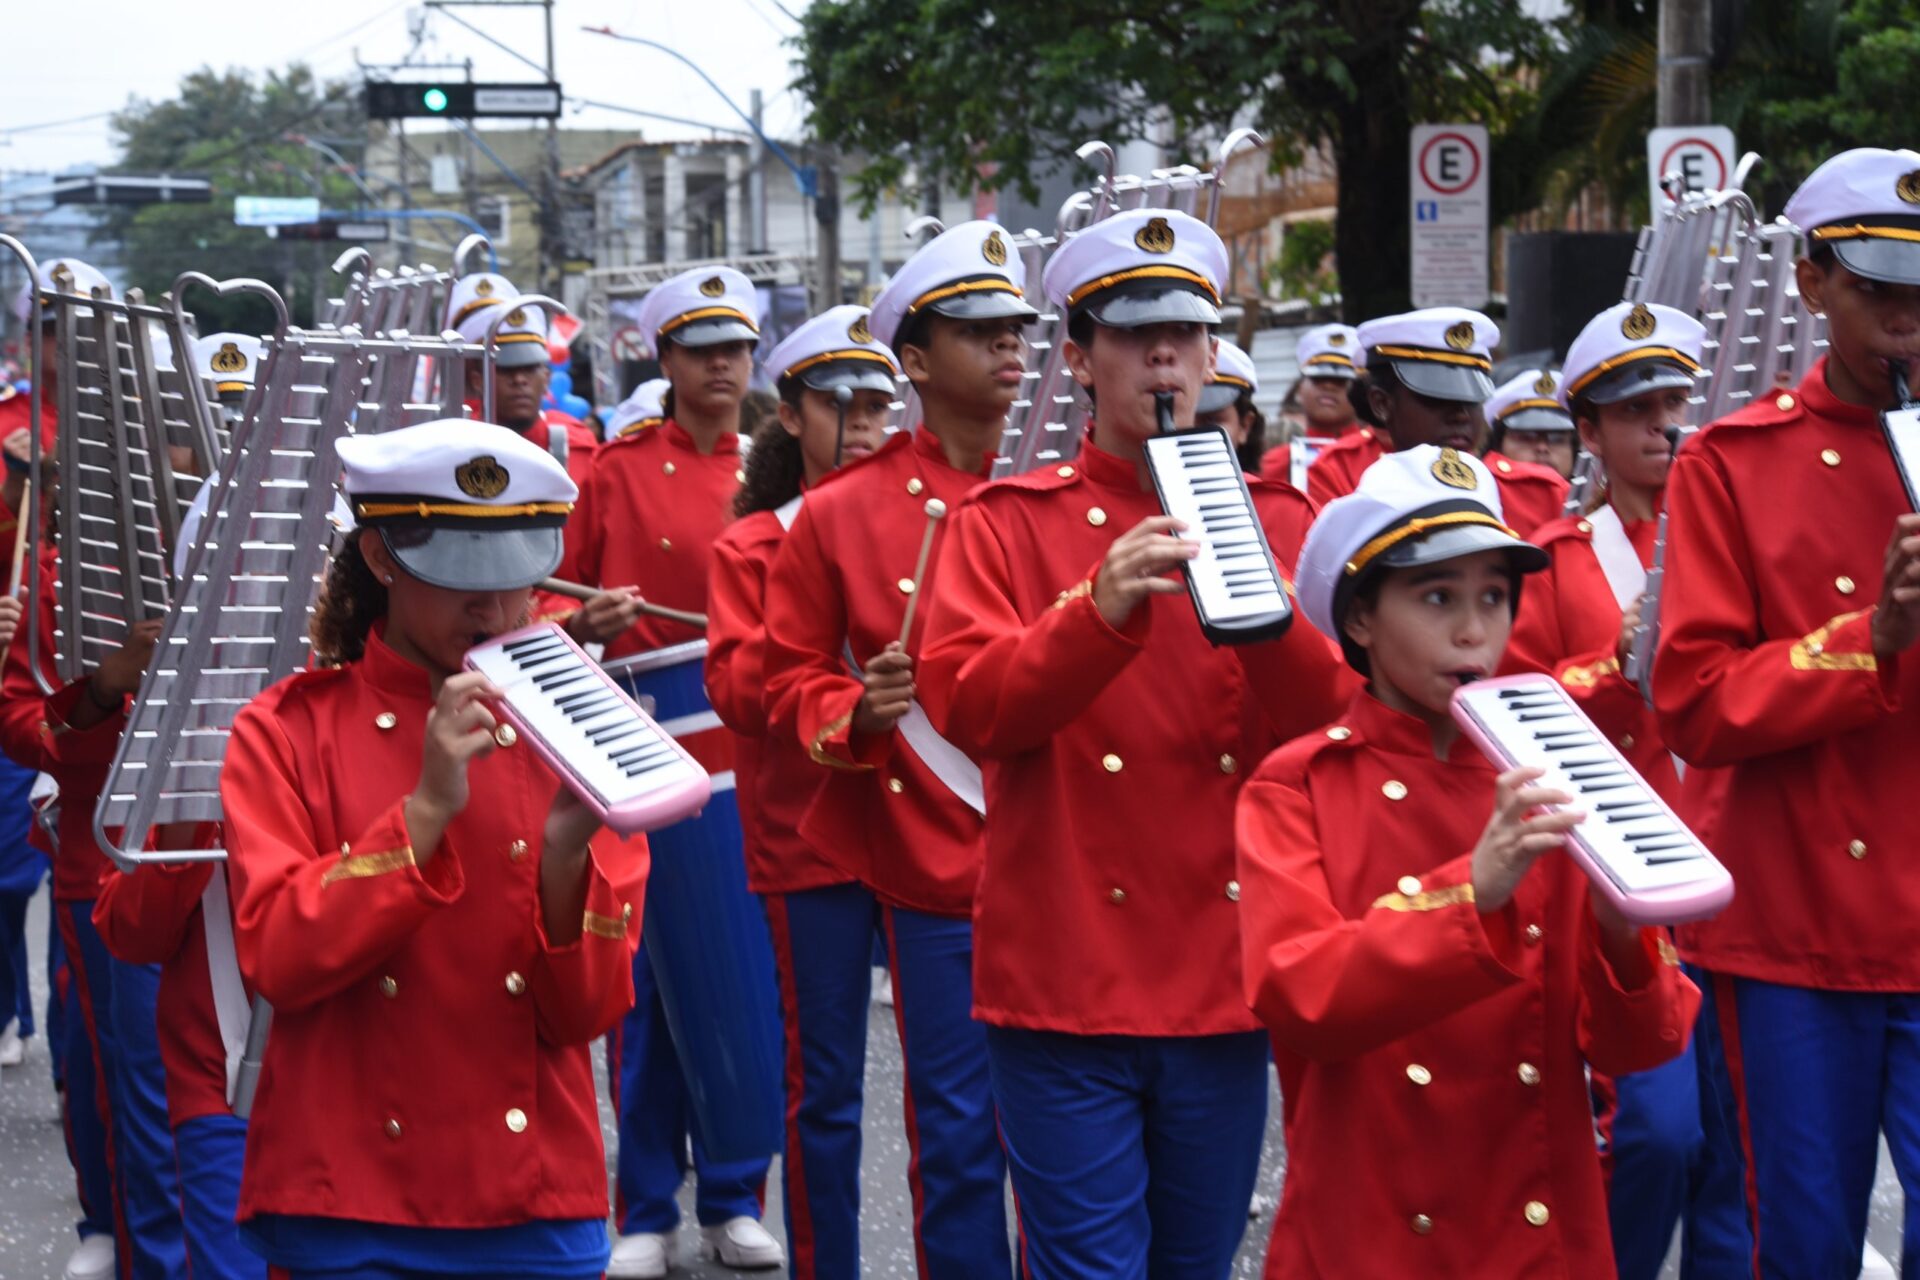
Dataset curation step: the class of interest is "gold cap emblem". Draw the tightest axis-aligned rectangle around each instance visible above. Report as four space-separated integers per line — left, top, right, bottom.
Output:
1444 320 1476 352
1533 371 1556 396
1898 170 1920 205
1621 302 1657 341
1328 332 1347 347
1135 216 1176 254
209 342 248 375
982 230 1008 266
505 307 527 327
1431 447 1477 490
474 277 495 298
698 276 726 298
848 315 874 344
455 454 510 500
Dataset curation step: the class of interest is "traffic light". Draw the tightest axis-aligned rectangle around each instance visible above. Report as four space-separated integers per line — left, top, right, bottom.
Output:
363 81 562 121
364 81 474 120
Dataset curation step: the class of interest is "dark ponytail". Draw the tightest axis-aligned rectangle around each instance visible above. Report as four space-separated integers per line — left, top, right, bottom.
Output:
310 536 387 665
734 381 807 519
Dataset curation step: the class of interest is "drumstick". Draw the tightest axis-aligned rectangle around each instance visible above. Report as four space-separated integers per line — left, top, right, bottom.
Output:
897 498 946 647
538 577 708 631
0 477 30 667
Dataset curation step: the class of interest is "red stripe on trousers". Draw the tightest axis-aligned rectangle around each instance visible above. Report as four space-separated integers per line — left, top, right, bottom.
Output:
764 894 818 1279
1710 971 1764 1280
55 902 131 1275
880 906 931 1279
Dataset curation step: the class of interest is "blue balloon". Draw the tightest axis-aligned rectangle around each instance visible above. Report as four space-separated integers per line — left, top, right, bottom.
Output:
561 394 590 419
549 369 573 397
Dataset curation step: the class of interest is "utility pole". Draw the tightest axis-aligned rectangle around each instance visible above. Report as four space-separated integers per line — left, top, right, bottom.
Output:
540 0 561 291
748 89 768 254
1657 0 1711 125
815 147 840 311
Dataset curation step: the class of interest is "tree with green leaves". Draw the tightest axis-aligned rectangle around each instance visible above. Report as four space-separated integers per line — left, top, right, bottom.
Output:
794 0 1557 320
103 66 365 330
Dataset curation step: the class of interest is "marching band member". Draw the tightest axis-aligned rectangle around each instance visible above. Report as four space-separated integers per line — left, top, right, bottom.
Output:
1260 322 1361 487
706 305 897 1278
90 331 272 1280
762 221 1034 1278
1195 338 1267 472
1237 444 1699 1278
918 208 1354 1278
1498 303 1752 1277
0 256 188 1280
1485 368 1578 481
1651 146 1920 1277
219 419 641 1280
606 378 670 439
447 272 599 488
565 267 781 1278
1305 309 1569 536
0 590 36 1073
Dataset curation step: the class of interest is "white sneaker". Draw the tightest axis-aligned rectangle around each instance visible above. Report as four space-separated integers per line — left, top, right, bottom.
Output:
607 1230 673 1279
0 1018 23 1068
1861 1242 1897 1280
701 1216 785 1270
63 1235 116 1280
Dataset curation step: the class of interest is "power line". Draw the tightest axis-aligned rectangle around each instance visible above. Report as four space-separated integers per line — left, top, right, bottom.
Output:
0 110 116 137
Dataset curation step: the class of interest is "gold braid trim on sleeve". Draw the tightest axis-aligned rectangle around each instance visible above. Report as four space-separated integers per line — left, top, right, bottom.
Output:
1050 579 1095 611
1790 610 1877 672
583 902 634 940
320 845 416 888
808 710 875 770
1370 883 1477 913
1560 655 1620 689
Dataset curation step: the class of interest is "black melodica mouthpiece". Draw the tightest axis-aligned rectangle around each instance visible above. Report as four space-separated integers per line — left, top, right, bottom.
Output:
1154 390 1176 436
1891 359 1914 410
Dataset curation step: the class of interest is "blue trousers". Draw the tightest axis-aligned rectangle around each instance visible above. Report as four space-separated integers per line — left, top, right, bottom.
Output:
877 904 1012 1280
986 1026 1267 1280
57 900 120 1254
1693 971 1920 1279
0 882 34 1035
47 895 69 1084
761 884 880 1280
608 941 768 1233
177 1113 265 1279
107 953 188 1278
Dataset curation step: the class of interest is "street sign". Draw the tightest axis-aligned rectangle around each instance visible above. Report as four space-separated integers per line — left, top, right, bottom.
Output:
234 196 321 227
364 81 564 121
611 326 648 363
1409 124 1489 308
51 174 211 206
1647 126 1737 209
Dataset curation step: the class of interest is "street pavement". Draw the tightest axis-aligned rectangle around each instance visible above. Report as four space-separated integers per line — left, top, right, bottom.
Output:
0 884 1902 1278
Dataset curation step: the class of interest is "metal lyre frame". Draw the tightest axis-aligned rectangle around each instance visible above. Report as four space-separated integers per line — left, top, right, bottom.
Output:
479 294 570 425
993 130 1263 479
321 247 375 331
11 251 230 696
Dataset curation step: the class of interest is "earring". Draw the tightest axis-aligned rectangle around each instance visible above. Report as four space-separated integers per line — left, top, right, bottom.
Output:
383 574 394 585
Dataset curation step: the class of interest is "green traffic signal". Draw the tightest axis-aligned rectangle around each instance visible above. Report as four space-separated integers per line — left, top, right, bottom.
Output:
422 87 450 113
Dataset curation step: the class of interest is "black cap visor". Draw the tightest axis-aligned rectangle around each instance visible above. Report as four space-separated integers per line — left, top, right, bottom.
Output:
924 288 1040 323
1497 407 1576 433
666 316 760 349
1087 282 1220 329
1583 358 1697 406
382 524 564 592
1392 359 1495 404
799 359 899 395
1829 234 1920 287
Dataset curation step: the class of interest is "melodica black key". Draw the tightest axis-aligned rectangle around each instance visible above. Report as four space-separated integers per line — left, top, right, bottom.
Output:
1141 395 1292 645
1449 673 1733 925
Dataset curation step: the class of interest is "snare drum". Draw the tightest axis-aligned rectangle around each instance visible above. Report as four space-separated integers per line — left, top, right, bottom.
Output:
604 640 783 1162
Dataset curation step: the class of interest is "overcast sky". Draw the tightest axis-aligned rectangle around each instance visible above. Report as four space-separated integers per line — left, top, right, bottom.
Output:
0 0 811 176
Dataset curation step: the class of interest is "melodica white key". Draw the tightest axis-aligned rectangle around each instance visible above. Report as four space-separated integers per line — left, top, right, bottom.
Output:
1882 360 1920 510
465 622 711 836
1450 674 1733 925
1143 426 1293 645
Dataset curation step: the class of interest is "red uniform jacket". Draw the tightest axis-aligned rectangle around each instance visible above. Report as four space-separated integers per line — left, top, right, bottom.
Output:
1306 429 1569 538
1236 691 1699 1278
1256 420 1357 485
917 439 1359 1034
220 628 644 1227
93 859 234 1126
705 506 840 895
1653 360 1917 989
0 554 127 901
762 429 991 917
0 387 56 538
565 420 740 659
1502 510 1682 800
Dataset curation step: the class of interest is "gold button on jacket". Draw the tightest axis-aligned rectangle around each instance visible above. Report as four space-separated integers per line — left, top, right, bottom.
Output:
505 1107 528 1134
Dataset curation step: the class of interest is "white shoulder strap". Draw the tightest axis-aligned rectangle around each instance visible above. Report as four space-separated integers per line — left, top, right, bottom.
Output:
775 494 804 531
199 866 253 1108
1585 504 1647 611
